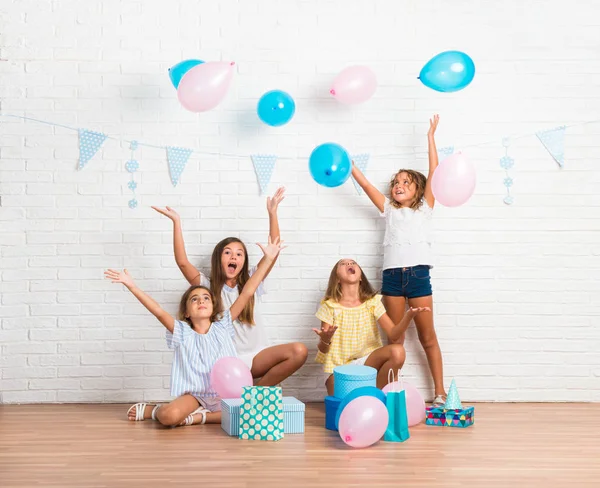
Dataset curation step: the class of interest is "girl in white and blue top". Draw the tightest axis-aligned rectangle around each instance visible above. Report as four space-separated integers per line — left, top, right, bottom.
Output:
104 236 283 428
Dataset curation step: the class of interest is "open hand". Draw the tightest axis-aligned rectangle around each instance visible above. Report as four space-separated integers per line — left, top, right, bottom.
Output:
406 306 431 319
428 114 440 137
312 323 338 344
104 268 135 288
266 187 285 215
256 236 285 261
151 206 180 223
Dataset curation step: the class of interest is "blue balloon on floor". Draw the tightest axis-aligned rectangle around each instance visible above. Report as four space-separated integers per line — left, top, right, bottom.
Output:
257 90 296 127
168 59 204 89
419 51 475 93
309 143 352 188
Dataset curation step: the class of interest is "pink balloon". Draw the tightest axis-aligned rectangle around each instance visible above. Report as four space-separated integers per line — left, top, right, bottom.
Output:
177 61 235 112
431 153 476 207
210 356 253 399
330 65 377 104
338 396 388 448
382 381 426 427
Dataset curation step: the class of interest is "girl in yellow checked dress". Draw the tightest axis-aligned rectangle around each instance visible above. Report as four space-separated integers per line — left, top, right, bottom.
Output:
313 259 430 396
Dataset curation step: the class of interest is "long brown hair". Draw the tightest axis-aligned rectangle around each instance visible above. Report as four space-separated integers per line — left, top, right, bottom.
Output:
177 285 221 328
324 260 377 304
388 169 427 210
210 237 256 325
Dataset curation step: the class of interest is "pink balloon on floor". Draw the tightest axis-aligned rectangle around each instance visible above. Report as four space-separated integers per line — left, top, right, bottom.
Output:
382 381 426 427
210 356 253 399
431 153 476 207
330 65 377 104
177 61 235 112
338 396 388 448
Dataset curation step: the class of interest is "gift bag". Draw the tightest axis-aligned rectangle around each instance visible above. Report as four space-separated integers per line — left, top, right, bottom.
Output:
238 386 284 441
384 369 410 442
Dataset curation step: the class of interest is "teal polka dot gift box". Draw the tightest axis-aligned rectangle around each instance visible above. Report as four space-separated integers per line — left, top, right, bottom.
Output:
238 386 284 441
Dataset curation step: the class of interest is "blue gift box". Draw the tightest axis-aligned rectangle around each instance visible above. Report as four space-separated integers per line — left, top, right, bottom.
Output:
221 396 305 436
426 406 474 428
324 395 341 431
333 364 377 399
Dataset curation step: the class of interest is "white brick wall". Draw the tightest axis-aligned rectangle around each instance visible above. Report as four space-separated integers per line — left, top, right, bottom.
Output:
1 0 599 404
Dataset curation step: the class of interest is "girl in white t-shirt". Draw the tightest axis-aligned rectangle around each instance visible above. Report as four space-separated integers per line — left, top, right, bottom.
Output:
351 115 447 405
153 187 308 387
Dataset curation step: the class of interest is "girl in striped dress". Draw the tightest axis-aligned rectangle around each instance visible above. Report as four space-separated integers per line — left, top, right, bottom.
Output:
314 259 430 396
104 236 284 427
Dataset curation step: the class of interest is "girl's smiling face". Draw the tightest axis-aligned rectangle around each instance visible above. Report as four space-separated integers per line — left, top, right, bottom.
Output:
391 171 417 206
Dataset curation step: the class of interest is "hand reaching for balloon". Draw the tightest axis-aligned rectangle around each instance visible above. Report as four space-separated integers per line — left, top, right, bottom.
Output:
312 323 338 345
428 114 440 137
104 269 135 289
151 206 180 223
256 236 285 261
266 187 285 215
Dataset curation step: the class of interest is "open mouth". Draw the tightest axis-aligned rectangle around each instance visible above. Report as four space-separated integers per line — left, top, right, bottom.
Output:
348 267 356 275
227 263 238 273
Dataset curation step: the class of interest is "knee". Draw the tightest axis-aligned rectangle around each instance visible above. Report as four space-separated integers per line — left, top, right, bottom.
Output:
388 344 406 367
291 342 308 364
156 405 185 427
419 332 439 350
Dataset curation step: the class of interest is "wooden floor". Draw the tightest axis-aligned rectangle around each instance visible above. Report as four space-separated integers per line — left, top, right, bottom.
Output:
1 403 599 487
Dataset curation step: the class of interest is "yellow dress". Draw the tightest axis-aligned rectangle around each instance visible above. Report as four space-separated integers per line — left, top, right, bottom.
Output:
315 295 387 374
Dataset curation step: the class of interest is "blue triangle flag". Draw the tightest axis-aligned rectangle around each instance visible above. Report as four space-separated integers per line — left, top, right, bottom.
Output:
78 129 107 170
350 153 369 195
536 126 565 168
166 146 193 186
251 155 277 195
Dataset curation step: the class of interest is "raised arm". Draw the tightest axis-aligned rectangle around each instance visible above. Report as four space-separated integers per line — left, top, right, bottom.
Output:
377 307 431 343
351 162 386 213
229 236 284 322
104 269 175 333
256 187 285 278
424 114 440 208
152 206 203 286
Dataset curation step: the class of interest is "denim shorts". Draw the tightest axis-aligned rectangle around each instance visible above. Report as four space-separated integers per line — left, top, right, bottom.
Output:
381 265 432 299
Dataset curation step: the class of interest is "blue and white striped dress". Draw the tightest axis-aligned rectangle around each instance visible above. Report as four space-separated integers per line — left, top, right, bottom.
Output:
166 310 237 405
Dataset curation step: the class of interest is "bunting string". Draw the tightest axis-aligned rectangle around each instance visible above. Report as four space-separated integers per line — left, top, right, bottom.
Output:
2 112 594 160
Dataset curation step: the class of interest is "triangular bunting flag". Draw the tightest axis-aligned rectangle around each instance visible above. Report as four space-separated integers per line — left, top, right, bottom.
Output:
536 126 565 168
444 379 462 410
437 146 454 161
251 154 277 195
166 146 193 187
78 129 107 170
350 154 369 195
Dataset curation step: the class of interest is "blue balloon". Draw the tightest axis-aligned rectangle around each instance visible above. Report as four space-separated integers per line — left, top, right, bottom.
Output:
257 90 296 127
309 143 352 188
168 59 204 89
419 51 475 93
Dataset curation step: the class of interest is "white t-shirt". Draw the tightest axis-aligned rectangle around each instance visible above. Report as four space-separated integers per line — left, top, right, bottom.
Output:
200 266 270 364
379 198 433 270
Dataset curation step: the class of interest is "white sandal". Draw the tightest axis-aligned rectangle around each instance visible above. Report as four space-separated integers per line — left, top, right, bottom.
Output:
127 403 160 421
432 395 447 407
181 406 209 426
